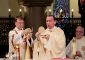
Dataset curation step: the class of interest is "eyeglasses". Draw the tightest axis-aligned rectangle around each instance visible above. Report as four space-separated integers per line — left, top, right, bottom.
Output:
76 31 83 33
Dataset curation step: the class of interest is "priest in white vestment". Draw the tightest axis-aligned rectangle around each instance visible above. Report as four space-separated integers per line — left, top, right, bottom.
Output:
39 15 66 60
66 26 85 59
8 16 26 60
33 26 46 60
22 28 33 60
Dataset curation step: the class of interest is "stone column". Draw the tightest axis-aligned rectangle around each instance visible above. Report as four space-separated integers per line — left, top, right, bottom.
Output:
24 7 46 38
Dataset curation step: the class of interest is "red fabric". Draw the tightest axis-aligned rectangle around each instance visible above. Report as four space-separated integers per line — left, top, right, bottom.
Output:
12 34 15 49
12 30 20 60
80 0 85 5
18 48 20 60
52 58 70 60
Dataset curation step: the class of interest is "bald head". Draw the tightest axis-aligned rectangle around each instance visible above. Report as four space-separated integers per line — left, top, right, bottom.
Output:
76 26 84 31
76 26 84 39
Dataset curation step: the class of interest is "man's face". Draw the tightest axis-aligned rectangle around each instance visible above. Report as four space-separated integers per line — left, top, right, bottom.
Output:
46 16 56 29
15 18 24 30
75 27 84 39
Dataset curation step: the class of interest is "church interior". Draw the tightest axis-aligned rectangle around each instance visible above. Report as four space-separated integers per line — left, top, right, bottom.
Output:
0 0 85 59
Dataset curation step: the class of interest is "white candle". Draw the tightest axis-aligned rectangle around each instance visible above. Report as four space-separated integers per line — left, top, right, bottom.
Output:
49 9 51 15
8 8 11 12
19 9 22 16
19 9 22 12
71 9 74 18
60 9 63 17
60 9 63 13
8 8 11 17
71 9 74 12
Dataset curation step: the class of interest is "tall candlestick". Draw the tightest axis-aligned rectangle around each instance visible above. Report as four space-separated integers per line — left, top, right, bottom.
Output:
49 9 51 15
71 9 74 18
8 9 11 17
19 9 22 16
60 9 63 18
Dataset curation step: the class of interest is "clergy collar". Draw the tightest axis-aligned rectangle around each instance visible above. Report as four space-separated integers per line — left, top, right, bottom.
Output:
47 26 56 32
76 36 85 40
14 27 23 31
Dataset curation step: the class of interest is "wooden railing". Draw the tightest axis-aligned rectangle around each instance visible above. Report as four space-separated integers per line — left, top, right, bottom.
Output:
0 17 14 58
55 18 81 45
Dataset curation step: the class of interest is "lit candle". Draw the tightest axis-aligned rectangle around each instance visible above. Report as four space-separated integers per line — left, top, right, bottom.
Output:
8 8 11 17
60 9 62 13
71 9 74 18
8 9 11 12
60 9 63 18
48 9 51 15
19 9 22 16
